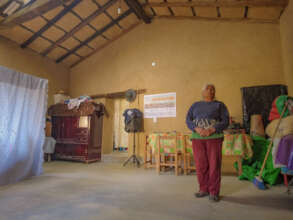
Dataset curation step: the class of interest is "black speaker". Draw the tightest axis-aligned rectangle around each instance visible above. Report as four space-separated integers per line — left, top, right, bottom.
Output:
123 108 143 133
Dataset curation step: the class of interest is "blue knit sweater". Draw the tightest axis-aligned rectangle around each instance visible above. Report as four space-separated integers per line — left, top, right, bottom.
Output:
186 101 230 139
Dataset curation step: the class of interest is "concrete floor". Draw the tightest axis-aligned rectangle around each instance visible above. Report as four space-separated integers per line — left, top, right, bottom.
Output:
0 153 292 220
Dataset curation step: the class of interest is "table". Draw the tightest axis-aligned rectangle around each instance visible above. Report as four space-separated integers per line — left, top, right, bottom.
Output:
145 132 254 175
222 133 253 175
144 132 185 169
222 134 253 159
147 132 185 154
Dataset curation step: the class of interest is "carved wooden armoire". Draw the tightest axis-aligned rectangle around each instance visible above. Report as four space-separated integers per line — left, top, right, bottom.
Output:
48 102 104 163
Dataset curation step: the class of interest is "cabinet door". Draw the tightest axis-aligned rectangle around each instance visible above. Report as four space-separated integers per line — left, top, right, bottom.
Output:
52 116 90 144
88 114 102 160
75 116 90 144
89 115 103 148
51 116 62 139
52 116 78 141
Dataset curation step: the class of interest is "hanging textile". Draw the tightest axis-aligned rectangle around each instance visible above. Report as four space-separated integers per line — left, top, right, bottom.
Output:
241 85 288 133
0 66 48 185
269 95 293 121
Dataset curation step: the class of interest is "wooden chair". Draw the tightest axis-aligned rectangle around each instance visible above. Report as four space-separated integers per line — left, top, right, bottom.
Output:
156 134 183 175
144 132 178 169
183 134 196 175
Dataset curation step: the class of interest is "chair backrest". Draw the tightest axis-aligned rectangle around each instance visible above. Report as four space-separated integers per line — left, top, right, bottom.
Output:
183 134 193 154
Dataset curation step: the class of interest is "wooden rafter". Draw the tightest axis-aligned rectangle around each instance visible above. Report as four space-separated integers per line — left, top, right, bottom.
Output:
90 89 146 99
92 0 122 29
0 0 11 12
0 0 11 8
42 0 119 56
144 0 289 8
71 21 142 68
0 0 72 27
16 0 38 13
21 0 82 48
56 8 133 63
145 0 156 17
18 23 77 54
38 13 96 50
156 16 279 24
0 0 28 17
124 0 151 24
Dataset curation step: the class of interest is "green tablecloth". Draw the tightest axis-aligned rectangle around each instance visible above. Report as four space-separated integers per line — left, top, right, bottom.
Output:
222 134 253 159
147 132 188 154
148 133 254 158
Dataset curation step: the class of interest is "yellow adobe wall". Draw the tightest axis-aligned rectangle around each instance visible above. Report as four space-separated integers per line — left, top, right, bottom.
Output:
0 36 70 105
101 98 115 154
70 19 284 157
280 0 293 96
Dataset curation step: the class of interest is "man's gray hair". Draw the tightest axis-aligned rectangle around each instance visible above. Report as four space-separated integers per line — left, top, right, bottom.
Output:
201 83 216 100
202 83 215 92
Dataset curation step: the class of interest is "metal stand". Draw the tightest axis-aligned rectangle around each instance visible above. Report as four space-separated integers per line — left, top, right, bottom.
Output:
123 132 140 167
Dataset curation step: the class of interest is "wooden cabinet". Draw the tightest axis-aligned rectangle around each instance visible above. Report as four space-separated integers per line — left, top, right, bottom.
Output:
48 102 104 163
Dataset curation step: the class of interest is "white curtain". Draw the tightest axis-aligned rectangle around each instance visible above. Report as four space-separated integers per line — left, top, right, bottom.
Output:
0 66 48 185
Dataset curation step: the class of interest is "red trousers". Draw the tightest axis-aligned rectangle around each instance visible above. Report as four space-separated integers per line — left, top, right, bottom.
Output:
192 138 223 196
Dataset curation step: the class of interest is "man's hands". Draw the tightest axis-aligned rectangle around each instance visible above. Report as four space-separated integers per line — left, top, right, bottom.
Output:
194 127 216 137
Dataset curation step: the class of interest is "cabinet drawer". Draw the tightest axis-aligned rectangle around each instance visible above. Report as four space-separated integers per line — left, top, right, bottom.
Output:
55 144 88 156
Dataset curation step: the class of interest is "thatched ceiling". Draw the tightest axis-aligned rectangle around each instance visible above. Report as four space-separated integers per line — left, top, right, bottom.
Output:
0 0 289 68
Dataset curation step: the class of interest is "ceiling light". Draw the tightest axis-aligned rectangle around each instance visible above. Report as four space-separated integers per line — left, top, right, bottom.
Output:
117 0 122 15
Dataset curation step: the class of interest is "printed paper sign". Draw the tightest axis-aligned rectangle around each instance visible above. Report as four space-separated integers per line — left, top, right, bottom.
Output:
144 93 176 118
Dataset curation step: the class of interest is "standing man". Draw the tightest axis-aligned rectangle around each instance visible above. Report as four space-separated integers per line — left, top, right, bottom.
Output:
186 84 229 202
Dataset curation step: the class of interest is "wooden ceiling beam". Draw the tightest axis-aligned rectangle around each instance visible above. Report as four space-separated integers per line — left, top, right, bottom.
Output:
0 0 26 17
70 21 141 68
156 16 279 24
90 89 146 99
0 0 11 8
0 0 72 27
56 8 133 63
92 0 123 29
21 0 82 48
144 0 289 8
42 0 119 56
0 0 12 11
124 0 151 24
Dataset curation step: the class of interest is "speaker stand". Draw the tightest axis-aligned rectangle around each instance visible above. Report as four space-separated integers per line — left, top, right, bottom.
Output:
123 132 140 167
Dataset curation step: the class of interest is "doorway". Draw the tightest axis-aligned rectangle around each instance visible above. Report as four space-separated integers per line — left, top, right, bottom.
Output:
113 99 129 152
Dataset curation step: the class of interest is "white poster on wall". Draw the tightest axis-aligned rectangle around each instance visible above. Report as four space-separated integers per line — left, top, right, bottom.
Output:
144 92 176 118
